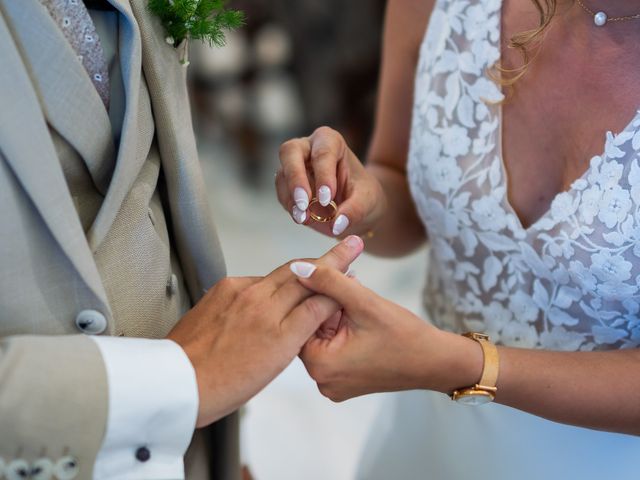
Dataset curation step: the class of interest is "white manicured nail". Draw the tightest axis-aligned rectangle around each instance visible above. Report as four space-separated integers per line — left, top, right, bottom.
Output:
292 205 307 224
293 187 309 211
332 214 349 236
290 261 317 278
318 185 331 207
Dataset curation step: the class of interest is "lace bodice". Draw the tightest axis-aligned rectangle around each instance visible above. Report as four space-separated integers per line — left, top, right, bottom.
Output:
408 0 640 350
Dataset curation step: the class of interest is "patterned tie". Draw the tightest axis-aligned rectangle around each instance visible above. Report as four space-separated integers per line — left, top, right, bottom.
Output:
39 0 111 108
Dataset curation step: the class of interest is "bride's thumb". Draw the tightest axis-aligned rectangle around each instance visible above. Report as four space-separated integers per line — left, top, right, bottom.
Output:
290 262 368 310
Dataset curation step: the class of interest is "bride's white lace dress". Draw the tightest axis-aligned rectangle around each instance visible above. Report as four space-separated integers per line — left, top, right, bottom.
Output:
357 0 640 477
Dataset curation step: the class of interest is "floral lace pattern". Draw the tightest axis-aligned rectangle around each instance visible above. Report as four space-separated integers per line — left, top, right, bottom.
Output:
408 0 640 350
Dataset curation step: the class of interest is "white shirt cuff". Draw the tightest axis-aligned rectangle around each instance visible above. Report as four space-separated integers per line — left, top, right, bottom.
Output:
90 337 199 480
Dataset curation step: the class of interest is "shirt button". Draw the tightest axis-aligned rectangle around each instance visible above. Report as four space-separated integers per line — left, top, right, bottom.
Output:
6 459 29 480
166 273 178 296
31 457 54 480
53 456 79 480
135 446 151 463
75 310 107 335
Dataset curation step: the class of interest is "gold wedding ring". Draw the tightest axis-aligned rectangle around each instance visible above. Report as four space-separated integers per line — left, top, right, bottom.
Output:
308 197 338 223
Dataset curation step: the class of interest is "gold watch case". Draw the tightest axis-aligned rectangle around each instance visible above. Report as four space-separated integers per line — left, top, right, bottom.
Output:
451 385 497 406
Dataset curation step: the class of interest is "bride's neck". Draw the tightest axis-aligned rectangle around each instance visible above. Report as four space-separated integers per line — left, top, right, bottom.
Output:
566 0 640 17
556 0 640 46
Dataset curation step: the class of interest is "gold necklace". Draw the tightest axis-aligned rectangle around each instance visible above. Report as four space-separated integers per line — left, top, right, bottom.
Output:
576 0 640 26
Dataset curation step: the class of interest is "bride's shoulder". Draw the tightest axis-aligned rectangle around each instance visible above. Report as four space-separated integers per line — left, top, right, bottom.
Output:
385 0 436 55
387 0 436 23
388 0 437 13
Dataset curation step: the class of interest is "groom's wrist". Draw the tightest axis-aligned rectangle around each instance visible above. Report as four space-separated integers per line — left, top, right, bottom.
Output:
166 330 212 428
167 322 244 428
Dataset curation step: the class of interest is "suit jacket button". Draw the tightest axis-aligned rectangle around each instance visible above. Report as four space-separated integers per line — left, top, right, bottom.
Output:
6 459 29 480
135 446 151 462
53 456 79 480
75 310 107 335
31 457 54 480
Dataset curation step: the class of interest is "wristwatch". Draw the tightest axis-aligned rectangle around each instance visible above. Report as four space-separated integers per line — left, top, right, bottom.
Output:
450 332 499 406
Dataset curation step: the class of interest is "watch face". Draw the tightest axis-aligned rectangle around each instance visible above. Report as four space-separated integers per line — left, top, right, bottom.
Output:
455 391 493 406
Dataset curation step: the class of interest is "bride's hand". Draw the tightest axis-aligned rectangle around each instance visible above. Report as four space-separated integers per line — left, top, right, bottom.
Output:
289 261 483 401
276 127 387 238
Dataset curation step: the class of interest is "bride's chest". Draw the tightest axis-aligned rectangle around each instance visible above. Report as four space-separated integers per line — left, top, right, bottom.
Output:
499 15 640 229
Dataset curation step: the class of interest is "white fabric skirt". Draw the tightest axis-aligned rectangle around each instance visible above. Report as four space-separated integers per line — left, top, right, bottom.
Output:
356 390 640 480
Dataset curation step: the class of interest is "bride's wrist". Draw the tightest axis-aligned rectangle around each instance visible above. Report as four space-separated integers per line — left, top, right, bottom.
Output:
355 182 389 238
415 328 484 394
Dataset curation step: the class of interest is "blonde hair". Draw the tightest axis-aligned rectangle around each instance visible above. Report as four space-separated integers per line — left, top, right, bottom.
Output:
494 0 559 87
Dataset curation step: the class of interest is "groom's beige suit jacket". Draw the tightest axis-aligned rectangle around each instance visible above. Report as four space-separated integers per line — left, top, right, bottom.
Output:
0 0 238 478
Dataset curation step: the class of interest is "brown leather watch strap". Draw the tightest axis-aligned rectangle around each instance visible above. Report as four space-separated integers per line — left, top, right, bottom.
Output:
463 332 499 389
477 337 499 388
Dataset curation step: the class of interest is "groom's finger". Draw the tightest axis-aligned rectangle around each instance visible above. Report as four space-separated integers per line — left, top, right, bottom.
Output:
281 293 341 346
316 310 343 339
265 235 364 289
267 236 364 313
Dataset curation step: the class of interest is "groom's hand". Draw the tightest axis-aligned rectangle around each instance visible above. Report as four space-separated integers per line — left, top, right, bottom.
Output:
167 236 365 427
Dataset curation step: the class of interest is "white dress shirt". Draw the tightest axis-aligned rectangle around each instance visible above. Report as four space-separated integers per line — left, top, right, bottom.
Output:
91 337 198 479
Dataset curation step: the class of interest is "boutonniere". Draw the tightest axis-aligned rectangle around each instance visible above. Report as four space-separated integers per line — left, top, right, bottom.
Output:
148 0 245 66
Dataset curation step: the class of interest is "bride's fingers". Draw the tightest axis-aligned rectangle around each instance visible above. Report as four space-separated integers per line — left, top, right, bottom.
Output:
309 127 343 207
275 168 287 205
290 262 374 313
279 138 312 213
329 183 373 237
275 169 309 225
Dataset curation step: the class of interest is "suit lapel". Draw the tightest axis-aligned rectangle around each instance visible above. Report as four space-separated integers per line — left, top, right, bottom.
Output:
0 0 116 197
0 8 111 316
86 0 154 250
129 0 227 300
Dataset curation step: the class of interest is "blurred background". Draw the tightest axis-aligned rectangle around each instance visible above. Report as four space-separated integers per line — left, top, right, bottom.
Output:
188 2 427 478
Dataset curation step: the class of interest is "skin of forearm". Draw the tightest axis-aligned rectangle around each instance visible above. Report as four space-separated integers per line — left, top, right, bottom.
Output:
361 162 427 257
422 328 640 436
496 346 640 436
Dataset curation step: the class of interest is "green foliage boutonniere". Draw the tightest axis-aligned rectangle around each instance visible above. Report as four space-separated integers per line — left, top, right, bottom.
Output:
148 0 245 66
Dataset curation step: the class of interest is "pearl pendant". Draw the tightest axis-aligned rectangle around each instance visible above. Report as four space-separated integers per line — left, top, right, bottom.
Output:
594 11 608 26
